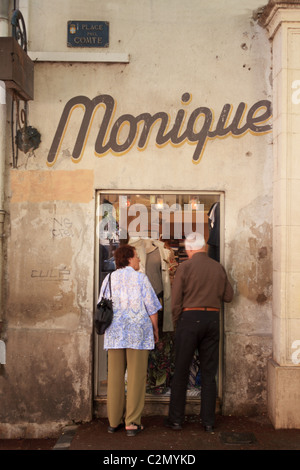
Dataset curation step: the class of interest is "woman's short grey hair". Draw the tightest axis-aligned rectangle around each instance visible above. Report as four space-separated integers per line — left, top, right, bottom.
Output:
185 232 206 251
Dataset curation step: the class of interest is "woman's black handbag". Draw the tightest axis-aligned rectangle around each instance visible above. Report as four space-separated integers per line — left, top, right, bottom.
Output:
95 273 113 335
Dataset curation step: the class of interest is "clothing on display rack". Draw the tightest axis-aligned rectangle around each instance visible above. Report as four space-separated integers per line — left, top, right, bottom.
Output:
207 202 220 262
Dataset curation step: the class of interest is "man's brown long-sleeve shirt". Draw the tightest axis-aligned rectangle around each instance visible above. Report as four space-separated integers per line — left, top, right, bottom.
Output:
172 252 234 325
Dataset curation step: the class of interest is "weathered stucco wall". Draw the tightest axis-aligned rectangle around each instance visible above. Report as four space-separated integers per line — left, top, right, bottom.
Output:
1 170 95 436
0 0 273 436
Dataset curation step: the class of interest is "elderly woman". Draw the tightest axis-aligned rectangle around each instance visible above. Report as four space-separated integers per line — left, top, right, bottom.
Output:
98 244 160 436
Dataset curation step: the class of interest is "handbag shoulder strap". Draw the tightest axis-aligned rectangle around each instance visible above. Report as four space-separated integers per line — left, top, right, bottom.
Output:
104 273 112 298
108 272 112 296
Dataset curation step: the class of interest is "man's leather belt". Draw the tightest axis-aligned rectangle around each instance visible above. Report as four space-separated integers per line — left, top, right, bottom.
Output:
183 307 219 312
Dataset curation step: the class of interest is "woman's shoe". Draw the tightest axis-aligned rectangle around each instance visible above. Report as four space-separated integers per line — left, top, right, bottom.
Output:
107 422 125 433
126 423 144 436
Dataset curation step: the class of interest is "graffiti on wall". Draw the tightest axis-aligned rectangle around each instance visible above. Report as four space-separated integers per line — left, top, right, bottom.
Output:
30 267 70 281
50 217 75 239
47 92 272 167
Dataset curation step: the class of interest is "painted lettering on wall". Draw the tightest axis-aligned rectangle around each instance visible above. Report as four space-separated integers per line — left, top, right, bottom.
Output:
31 267 70 281
47 92 272 167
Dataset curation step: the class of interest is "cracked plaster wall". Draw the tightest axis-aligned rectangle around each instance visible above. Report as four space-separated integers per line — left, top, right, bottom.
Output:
223 196 273 414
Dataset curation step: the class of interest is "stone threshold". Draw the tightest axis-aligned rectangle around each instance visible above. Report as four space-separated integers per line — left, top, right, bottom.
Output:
94 395 221 418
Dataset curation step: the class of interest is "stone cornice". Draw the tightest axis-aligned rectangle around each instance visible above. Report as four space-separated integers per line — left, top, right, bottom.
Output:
259 0 300 38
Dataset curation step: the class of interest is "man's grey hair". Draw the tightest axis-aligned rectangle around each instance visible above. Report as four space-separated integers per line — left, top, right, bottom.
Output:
185 232 206 251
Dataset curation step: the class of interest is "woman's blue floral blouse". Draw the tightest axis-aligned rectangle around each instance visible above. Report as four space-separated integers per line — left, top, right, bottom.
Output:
98 266 161 350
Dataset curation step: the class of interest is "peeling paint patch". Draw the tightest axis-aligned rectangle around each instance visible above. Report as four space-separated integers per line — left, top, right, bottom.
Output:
229 197 272 306
231 223 272 304
10 170 94 203
223 334 272 415
1 329 92 427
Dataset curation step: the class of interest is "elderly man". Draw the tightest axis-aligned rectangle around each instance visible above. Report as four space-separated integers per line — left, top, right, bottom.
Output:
166 232 233 432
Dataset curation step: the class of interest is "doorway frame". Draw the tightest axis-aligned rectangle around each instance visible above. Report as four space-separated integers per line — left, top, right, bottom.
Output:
93 189 225 404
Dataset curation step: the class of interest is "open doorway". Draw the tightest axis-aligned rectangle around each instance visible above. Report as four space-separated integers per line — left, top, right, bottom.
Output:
94 190 224 410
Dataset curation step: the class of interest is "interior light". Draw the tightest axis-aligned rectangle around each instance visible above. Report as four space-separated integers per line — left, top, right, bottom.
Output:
190 197 199 210
156 197 164 209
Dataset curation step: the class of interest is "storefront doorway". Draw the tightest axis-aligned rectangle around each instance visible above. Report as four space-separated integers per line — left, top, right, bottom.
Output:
93 190 224 416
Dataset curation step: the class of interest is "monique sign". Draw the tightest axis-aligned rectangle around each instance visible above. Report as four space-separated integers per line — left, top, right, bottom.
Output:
47 92 272 167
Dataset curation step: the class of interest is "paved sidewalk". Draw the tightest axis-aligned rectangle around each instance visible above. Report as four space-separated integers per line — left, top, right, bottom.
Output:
67 414 300 451
1 413 300 453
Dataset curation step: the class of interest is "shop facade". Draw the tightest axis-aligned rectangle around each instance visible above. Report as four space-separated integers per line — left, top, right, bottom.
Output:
0 0 299 437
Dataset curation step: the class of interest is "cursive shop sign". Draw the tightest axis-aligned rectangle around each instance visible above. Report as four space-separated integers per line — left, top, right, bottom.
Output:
47 92 272 167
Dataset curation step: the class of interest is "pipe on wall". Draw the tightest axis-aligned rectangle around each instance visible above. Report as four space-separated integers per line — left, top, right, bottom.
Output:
0 1 10 29
0 0 9 327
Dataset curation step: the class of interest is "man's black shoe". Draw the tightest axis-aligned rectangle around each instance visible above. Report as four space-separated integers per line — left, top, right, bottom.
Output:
204 425 214 433
164 419 182 430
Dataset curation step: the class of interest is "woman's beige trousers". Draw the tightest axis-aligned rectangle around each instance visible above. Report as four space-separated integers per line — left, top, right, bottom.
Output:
107 348 149 427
